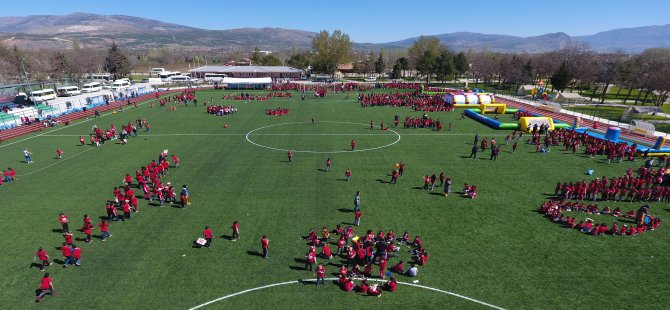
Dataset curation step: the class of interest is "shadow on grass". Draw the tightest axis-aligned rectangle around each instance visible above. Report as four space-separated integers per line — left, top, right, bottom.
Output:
246 250 263 257
376 179 390 184
221 235 234 240
51 229 63 233
428 192 444 196
338 208 354 213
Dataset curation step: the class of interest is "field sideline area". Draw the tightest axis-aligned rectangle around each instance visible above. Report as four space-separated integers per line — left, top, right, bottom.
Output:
1 89 668 309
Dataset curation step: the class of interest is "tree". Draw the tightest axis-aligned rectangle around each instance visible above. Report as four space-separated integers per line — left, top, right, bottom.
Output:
435 49 455 82
311 30 353 75
286 52 311 69
251 47 263 65
260 55 282 66
550 62 572 92
416 50 437 83
408 36 441 70
374 52 385 74
397 57 409 78
391 61 402 79
453 52 468 77
104 42 132 80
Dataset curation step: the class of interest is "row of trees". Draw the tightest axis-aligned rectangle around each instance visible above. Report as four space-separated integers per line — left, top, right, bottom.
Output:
1 30 668 105
0 41 132 84
467 44 670 105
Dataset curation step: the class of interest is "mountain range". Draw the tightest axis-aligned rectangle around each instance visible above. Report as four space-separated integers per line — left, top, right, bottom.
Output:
0 13 669 53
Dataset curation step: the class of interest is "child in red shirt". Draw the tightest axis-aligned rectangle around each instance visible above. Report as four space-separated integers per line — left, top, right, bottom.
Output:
231 221 240 241
56 149 63 159
315 264 326 285
261 235 269 258
34 247 51 271
203 226 213 248
35 273 54 302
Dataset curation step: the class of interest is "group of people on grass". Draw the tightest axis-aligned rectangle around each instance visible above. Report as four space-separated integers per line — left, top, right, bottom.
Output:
0 167 17 187
402 115 447 131
265 107 290 116
555 165 670 203
300 225 427 296
87 120 147 146
358 92 446 111
539 201 661 236
206 105 237 116
31 151 184 302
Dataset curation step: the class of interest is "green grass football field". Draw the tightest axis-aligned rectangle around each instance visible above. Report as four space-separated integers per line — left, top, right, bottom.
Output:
0 89 669 309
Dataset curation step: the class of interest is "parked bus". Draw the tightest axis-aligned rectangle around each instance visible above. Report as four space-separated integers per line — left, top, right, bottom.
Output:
56 86 82 97
204 73 227 82
111 80 131 91
29 89 57 102
158 71 181 81
81 82 102 93
90 73 113 82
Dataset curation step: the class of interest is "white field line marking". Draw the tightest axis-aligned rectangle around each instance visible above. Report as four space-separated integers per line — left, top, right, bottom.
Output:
188 277 506 310
245 121 401 154
40 133 510 137
18 147 96 177
0 98 158 149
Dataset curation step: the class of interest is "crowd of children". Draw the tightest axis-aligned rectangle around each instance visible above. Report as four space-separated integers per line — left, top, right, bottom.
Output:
206 105 237 116
539 201 661 236
359 92 447 111
265 107 290 116
554 164 670 203
402 115 444 130
298 224 428 295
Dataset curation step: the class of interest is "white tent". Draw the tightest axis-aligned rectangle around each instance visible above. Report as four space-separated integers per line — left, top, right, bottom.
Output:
516 85 536 95
221 77 272 84
221 77 272 89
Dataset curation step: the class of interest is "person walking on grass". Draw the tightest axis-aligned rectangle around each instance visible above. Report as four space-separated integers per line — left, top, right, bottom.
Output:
23 148 33 163
34 247 52 271
469 144 478 159
315 264 326 286
345 168 352 182
288 150 293 162
98 219 111 241
354 210 362 226
61 243 74 268
231 221 239 241
71 244 81 267
326 158 331 172
353 191 361 211
261 235 269 259
203 226 213 248
443 177 452 198
305 250 316 272
35 273 54 303
58 213 69 233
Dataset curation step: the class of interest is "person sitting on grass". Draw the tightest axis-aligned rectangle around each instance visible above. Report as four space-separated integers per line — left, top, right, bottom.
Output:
321 244 332 260
367 284 382 297
341 276 355 292
391 261 404 274
406 264 418 277
384 277 398 292
356 278 369 293
464 185 477 198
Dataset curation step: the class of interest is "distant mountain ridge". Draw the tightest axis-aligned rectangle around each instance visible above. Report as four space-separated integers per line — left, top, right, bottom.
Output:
0 13 669 53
